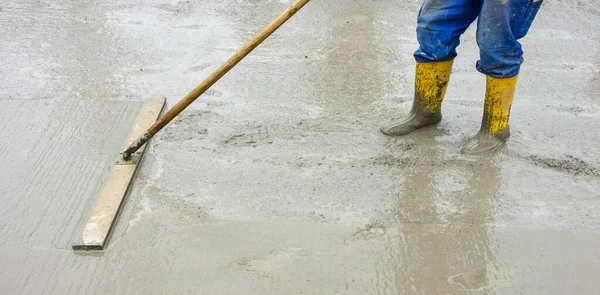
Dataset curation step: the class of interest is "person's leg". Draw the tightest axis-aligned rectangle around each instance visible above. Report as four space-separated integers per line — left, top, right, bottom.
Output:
462 0 543 154
381 0 482 136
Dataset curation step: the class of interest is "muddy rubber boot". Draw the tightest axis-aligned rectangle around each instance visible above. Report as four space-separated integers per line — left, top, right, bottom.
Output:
461 75 518 155
380 59 453 136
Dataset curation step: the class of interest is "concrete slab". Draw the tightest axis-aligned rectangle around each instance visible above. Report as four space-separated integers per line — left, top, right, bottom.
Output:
1 0 599 294
0 99 142 249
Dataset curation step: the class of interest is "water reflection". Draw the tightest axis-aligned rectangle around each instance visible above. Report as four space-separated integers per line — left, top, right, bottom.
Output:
387 136 501 293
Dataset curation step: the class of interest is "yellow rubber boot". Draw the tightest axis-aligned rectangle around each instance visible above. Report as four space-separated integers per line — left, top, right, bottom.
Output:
461 75 518 154
380 59 454 136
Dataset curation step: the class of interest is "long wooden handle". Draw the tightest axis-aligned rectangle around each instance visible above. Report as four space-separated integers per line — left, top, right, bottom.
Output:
122 0 311 159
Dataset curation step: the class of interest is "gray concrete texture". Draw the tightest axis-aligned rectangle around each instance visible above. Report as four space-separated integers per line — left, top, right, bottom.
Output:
1 0 599 294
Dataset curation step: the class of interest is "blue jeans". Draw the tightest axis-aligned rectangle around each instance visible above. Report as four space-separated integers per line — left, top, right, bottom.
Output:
414 0 543 78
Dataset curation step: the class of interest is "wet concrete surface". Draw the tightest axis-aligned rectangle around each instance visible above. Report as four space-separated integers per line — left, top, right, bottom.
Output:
1 0 600 294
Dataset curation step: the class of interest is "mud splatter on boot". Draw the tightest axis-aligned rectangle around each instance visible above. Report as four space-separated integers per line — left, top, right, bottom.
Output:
380 59 453 136
461 75 518 155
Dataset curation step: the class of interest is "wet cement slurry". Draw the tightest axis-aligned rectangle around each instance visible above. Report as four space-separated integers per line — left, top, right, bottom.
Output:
1 0 600 294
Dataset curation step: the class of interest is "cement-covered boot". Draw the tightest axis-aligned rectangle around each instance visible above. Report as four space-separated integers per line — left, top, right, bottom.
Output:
380 60 453 136
461 75 518 155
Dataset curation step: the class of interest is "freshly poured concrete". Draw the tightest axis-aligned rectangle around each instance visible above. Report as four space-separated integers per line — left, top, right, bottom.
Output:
1 0 599 294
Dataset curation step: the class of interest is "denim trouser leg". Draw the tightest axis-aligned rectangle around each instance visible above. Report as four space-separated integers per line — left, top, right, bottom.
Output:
414 0 543 78
476 0 543 77
414 0 482 63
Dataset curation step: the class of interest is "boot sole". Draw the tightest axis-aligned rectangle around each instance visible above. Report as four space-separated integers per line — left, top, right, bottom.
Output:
379 119 441 137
